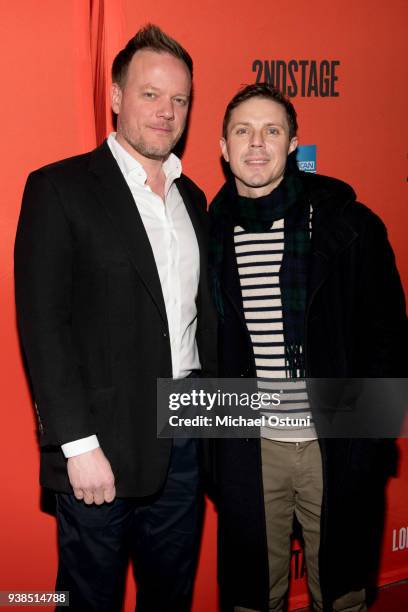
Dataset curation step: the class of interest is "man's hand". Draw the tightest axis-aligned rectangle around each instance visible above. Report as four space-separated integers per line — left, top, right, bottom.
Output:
67 447 116 505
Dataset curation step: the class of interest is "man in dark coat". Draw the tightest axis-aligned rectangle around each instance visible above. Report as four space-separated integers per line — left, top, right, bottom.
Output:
209 83 407 611
14 25 216 611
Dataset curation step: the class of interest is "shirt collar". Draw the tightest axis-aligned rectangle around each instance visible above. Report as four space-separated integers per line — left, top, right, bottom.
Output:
107 132 182 188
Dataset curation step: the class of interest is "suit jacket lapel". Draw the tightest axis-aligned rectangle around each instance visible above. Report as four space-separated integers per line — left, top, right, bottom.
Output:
88 141 168 327
176 177 206 264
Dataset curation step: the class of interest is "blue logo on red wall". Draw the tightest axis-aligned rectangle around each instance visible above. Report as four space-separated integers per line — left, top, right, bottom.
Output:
297 145 316 173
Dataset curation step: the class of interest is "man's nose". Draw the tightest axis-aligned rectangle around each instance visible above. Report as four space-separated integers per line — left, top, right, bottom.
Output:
157 99 175 120
249 130 265 147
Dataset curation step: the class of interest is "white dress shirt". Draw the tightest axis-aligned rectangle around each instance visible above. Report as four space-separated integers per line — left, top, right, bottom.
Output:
62 133 201 457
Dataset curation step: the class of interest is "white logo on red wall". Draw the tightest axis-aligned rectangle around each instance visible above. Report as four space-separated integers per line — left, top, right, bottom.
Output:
392 527 408 551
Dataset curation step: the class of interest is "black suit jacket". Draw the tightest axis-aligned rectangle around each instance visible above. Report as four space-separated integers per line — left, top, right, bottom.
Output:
15 141 217 497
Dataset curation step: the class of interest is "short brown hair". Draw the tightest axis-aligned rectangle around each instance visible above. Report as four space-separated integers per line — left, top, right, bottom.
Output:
222 83 298 139
112 24 193 87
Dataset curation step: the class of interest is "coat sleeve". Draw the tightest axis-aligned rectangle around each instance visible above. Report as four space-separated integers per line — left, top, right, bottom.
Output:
14 170 94 446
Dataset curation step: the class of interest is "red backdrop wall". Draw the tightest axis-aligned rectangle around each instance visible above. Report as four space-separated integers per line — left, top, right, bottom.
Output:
1 1 407 610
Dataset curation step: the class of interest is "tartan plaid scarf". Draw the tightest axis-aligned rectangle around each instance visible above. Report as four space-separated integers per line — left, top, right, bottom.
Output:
210 167 310 378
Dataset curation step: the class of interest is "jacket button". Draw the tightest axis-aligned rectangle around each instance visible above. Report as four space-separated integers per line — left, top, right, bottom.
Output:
163 332 167 338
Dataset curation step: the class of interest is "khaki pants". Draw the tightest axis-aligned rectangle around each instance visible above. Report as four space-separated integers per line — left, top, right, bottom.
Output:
235 438 366 612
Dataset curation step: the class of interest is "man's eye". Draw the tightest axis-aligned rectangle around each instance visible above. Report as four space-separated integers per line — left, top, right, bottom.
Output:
174 98 187 106
266 127 279 135
143 92 156 99
236 128 248 135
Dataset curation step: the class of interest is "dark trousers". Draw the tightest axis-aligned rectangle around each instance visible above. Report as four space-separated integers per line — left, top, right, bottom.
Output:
55 438 202 611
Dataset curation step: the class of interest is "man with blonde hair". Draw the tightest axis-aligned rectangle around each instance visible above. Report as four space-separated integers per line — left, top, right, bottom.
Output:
15 24 216 611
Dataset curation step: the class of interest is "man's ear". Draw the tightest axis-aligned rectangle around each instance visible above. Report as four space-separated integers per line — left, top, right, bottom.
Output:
111 83 122 115
220 137 229 162
288 136 298 155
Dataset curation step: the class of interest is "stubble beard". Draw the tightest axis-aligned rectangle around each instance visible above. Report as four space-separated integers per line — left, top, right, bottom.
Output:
120 124 181 162
126 135 172 160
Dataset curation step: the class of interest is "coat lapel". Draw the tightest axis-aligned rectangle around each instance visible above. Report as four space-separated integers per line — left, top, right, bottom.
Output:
307 201 358 308
221 226 247 324
88 142 168 326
